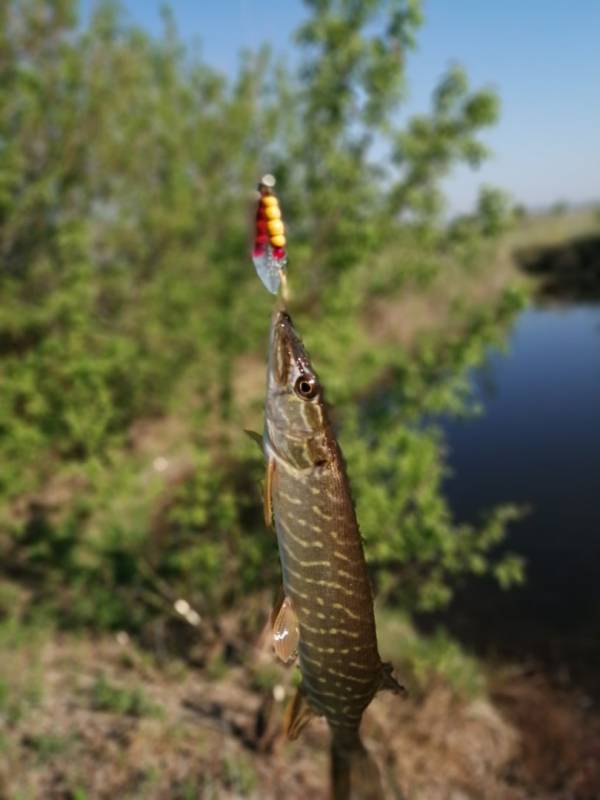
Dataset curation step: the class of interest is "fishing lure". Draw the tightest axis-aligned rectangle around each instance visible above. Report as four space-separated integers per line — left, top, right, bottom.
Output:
252 174 288 296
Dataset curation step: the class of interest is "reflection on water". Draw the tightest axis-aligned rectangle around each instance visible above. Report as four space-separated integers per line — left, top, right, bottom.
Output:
439 304 600 675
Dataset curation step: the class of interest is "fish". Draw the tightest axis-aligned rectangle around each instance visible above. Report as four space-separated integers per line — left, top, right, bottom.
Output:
262 309 404 800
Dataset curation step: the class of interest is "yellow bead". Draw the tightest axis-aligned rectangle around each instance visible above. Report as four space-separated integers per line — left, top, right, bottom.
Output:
267 219 284 236
265 205 281 220
262 195 278 207
271 235 286 248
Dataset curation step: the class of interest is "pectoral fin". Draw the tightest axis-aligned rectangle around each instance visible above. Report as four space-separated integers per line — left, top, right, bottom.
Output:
244 430 275 529
269 585 285 626
283 685 316 740
272 595 299 664
263 455 276 528
244 429 264 451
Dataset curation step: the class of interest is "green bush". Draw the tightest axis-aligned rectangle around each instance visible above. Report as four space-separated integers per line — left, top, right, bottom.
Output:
0 0 524 636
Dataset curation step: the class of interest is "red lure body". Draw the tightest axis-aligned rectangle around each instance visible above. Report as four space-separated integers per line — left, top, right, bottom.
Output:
253 189 286 258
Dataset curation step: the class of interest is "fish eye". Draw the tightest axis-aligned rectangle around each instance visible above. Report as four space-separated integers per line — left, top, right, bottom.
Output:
294 375 318 399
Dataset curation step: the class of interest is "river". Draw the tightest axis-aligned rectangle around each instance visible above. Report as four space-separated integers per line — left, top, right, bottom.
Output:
438 303 600 679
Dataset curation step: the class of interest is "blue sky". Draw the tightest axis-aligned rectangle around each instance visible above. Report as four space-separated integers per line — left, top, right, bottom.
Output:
80 1 600 214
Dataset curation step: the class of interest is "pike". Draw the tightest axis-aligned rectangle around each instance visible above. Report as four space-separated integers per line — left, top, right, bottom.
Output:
261 310 403 800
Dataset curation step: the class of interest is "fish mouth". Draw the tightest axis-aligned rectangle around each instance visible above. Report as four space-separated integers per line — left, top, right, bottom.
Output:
269 311 309 388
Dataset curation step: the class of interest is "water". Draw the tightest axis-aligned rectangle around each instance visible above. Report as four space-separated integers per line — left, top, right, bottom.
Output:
439 304 600 671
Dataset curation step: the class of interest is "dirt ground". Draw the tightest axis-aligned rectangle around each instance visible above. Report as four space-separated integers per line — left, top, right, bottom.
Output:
1 630 599 800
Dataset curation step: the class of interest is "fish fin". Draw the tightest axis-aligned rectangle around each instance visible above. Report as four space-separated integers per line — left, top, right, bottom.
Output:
272 595 299 663
263 455 276 528
269 585 285 628
283 685 315 740
378 661 407 696
243 431 274 528
330 733 386 800
243 429 263 451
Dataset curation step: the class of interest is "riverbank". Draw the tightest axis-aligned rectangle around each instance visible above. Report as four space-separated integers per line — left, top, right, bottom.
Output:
511 209 600 300
2 617 600 799
370 207 600 347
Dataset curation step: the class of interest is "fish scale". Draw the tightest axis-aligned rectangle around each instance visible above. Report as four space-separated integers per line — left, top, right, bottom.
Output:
263 310 403 798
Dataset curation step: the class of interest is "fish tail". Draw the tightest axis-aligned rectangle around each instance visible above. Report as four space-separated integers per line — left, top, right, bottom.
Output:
329 729 384 800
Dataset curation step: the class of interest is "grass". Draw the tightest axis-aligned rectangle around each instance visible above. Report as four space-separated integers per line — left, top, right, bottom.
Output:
508 207 600 250
360 209 600 409
376 609 486 698
248 663 283 693
89 673 163 718
22 732 75 764
204 653 230 681
222 752 258 796
0 612 45 725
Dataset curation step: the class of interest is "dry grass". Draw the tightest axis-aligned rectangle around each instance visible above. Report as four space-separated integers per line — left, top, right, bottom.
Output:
491 667 600 800
367 208 600 349
507 208 600 251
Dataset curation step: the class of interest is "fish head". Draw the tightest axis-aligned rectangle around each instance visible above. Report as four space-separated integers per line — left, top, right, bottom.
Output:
265 311 329 469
